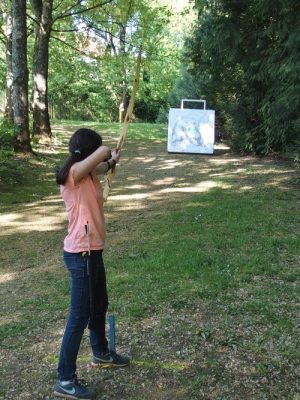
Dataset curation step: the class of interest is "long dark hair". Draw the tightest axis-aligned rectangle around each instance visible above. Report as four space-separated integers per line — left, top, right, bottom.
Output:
55 128 102 185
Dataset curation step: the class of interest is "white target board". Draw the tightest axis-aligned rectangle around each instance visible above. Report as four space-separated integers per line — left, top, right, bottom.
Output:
168 99 215 154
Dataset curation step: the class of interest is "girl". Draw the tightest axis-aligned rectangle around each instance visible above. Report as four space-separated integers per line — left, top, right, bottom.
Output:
54 128 129 400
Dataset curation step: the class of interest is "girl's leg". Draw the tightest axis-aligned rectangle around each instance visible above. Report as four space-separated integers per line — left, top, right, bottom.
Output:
89 251 109 356
90 311 109 355
58 252 90 381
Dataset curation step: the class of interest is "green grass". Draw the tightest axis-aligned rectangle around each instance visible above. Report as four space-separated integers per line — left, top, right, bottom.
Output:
0 122 300 399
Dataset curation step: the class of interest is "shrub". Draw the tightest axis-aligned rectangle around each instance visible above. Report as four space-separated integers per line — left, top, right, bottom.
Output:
0 117 15 150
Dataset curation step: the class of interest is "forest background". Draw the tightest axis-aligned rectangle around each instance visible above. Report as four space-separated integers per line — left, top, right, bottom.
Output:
0 0 300 159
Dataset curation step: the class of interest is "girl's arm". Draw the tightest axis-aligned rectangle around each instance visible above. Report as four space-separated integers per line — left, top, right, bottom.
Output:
95 162 109 175
72 145 111 184
96 148 121 175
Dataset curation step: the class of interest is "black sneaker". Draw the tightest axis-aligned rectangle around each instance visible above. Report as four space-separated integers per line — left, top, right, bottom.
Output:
53 377 95 399
92 350 130 367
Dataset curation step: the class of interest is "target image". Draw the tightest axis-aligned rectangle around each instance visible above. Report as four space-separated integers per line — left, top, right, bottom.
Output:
168 100 215 154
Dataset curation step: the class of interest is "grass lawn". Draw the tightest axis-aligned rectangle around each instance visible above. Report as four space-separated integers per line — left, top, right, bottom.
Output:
0 122 300 399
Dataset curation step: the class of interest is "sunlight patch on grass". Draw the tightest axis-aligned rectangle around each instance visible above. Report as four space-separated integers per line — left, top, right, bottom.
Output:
110 192 152 201
135 156 157 163
157 180 231 193
123 184 149 190
239 185 254 191
45 356 189 371
132 359 190 371
0 272 17 283
207 156 255 165
0 212 19 222
159 164 180 171
151 177 177 186
110 180 231 205
0 313 22 326
23 195 62 207
44 354 59 363
0 206 65 235
113 271 130 282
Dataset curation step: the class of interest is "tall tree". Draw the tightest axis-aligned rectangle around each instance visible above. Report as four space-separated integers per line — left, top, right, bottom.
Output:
30 0 53 139
77 0 174 122
11 0 32 152
75 0 137 122
28 0 115 139
0 0 13 120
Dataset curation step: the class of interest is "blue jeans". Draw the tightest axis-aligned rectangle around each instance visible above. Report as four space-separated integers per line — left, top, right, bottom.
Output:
58 250 108 381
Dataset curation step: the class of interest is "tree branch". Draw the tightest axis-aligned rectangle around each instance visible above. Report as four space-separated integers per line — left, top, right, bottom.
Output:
53 0 115 23
51 23 131 47
53 0 81 23
50 20 119 32
0 36 6 46
26 12 40 27
51 25 106 41
0 28 7 45
53 0 66 12
50 34 99 59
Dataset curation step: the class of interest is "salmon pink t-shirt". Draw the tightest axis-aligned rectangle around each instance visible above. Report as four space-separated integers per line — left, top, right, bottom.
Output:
61 167 106 252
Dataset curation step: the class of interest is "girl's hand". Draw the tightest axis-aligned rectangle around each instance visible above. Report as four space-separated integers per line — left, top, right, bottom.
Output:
111 148 121 164
72 145 111 184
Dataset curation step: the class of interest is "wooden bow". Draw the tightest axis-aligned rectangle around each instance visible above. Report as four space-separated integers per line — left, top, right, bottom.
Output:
103 49 142 202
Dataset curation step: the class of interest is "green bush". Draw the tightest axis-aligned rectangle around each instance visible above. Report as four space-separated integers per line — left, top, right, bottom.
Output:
0 117 15 150
185 0 300 157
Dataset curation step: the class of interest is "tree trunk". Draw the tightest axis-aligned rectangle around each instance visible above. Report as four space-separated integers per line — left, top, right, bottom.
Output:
0 1 13 120
5 27 13 121
11 0 32 152
30 0 52 139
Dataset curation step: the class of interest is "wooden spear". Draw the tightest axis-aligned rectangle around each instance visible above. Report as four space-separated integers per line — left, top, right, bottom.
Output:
102 49 142 202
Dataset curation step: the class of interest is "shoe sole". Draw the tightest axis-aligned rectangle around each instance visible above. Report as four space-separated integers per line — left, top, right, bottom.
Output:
53 390 93 399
